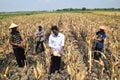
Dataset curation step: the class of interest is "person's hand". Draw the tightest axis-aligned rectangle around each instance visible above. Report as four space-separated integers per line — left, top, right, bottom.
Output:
37 35 41 37
17 44 22 47
95 38 102 41
58 51 62 56
17 43 24 47
53 51 61 57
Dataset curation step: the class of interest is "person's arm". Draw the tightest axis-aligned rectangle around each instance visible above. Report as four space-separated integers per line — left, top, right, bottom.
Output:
95 33 106 42
40 31 44 37
95 38 103 41
58 35 65 55
48 35 54 54
38 31 44 40
20 34 26 47
9 39 21 47
35 30 41 38
58 46 64 55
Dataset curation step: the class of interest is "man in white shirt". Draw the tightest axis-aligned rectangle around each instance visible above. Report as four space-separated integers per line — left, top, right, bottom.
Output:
49 26 65 73
35 25 45 53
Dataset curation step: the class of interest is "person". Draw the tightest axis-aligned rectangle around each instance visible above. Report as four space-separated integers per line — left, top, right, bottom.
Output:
35 25 45 53
49 26 65 74
9 23 26 67
93 26 106 61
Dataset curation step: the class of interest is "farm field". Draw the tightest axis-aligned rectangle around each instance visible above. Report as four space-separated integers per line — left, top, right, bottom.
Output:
0 11 120 80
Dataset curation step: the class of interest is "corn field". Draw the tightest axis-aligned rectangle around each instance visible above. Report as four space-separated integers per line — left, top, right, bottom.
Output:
0 11 120 80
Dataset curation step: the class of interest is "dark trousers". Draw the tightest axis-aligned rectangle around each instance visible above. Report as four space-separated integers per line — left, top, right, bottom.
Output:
35 41 45 53
13 47 26 67
94 48 103 60
50 55 61 74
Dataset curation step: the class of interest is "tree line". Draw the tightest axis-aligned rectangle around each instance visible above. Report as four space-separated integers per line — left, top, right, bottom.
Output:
56 8 120 12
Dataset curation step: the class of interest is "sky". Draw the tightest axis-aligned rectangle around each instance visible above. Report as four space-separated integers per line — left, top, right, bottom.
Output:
0 0 120 12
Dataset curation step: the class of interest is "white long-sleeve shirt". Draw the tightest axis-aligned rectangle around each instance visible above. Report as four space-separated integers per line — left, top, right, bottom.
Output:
49 32 65 54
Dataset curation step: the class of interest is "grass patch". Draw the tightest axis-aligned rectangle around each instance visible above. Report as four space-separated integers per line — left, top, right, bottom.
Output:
0 11 48 19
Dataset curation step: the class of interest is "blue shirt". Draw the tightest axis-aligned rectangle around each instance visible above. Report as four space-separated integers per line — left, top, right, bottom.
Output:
95 31 106 49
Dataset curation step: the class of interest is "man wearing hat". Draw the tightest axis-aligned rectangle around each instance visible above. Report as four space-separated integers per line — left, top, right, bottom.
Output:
93 26 106 60
9 23 26 67
49 26 65 73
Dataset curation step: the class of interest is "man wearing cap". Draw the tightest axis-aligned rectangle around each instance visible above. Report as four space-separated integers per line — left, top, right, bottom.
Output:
49 26 65 73
35 25 45 54
93 26 106 60
9 23 26 67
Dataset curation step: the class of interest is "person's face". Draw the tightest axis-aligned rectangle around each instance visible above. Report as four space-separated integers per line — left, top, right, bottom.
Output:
100 29 104 32
38 27 42 31
12 27 17 32
52 30 58 36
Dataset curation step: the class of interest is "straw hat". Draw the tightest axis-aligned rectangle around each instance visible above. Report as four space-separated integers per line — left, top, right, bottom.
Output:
99 26 106 30
9 23 18 29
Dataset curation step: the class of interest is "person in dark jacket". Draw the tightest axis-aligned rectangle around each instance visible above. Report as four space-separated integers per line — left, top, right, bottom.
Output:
9 23 26 67
94 26 106 60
